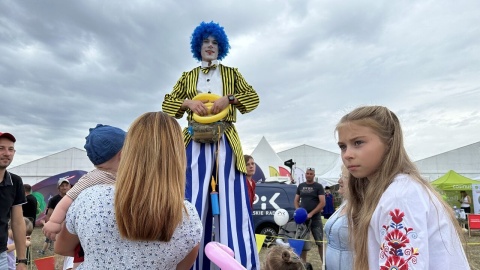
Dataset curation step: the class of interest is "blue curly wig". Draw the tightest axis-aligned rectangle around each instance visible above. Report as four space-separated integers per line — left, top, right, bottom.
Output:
190 21 230 61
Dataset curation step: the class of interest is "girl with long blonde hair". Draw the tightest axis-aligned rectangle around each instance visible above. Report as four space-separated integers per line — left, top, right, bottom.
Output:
336 106 469 269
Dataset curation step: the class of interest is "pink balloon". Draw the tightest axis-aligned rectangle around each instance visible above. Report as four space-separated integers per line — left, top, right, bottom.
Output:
205 242 246 270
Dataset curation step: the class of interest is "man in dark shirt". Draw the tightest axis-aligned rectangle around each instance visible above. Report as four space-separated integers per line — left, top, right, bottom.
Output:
22 184 38 226
46 179 71 220
0 132 27 269
294 167 325 262
38 178 71 255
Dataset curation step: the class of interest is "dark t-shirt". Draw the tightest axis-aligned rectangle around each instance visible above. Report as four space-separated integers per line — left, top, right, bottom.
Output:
47 194 63 212
22 194 38 225
296 182 325 217
0 172 26 253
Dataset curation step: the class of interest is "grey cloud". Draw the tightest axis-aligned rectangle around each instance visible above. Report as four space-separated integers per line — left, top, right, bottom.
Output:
1 0 479 168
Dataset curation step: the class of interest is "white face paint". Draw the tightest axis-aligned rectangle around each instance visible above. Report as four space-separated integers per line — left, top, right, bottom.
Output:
201 36 219 63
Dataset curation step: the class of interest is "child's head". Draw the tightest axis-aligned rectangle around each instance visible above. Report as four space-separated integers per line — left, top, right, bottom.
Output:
7 217 33 237
336 106 415 182
24 217 34 236
264 246 304 270
335 106 423 209
84 124 126 166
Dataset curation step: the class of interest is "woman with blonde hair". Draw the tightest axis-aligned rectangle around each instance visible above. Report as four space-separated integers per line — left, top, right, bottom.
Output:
55 112 202 269
336 106 469 269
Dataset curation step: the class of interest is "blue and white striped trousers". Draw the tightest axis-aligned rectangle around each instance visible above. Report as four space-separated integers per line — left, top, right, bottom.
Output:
186 135 259 270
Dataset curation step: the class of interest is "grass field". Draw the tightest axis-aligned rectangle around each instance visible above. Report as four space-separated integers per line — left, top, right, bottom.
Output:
27 227 480 269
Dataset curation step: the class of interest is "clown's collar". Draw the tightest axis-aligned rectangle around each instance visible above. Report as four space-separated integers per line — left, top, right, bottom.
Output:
201 60 220 68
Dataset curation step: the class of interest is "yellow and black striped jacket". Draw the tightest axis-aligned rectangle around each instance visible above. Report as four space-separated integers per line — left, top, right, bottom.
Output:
162 65 259 173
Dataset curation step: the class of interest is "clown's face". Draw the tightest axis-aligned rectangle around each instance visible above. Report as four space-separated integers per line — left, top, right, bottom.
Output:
201 36 218 63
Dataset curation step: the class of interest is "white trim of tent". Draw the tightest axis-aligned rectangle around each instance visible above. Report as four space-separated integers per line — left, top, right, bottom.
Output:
317 157 343 187
8 147 94 185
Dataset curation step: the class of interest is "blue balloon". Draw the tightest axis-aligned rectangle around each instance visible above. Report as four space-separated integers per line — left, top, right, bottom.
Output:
294 208 308 224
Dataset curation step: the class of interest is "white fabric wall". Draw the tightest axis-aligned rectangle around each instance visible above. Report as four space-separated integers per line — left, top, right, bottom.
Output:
414 141 480 181
8 148 94 185
250 136 291 181
9 140 480 186
277 144 339 177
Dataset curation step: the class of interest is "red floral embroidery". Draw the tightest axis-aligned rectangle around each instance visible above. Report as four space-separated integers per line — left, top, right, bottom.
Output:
380 209 419 269
390 209 405 225
385 229 409 250
380 256 408 270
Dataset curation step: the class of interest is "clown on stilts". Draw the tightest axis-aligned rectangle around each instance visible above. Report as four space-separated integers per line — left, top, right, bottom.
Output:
162 21 260 270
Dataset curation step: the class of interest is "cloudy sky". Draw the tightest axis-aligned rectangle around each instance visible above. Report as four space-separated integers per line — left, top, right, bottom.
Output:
1 0 479 168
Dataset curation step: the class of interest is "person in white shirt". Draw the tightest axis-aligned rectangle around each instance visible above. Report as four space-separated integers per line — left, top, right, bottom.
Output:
336 106 470 270
459 190 472 213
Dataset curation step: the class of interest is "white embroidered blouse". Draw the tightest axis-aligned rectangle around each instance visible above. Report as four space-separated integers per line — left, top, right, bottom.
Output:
368 174 470 269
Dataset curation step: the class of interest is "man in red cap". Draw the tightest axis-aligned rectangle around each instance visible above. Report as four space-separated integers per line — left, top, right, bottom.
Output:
0 132 27 269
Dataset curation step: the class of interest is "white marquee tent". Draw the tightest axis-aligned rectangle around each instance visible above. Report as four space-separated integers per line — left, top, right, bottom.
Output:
316 157 344 186
249 137 340 186
8 139 480 188
277 144 340 186
414 141 480 181
8 147 94 185
250 136 291 183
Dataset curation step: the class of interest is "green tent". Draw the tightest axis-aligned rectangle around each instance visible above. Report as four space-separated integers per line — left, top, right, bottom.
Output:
431 170 480 191
431 170 480 210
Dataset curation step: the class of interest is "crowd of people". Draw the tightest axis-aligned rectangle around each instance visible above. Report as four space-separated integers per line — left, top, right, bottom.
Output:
0 21 472 270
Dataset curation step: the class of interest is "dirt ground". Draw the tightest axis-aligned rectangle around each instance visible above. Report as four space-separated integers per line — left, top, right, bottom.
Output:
28 227 480 270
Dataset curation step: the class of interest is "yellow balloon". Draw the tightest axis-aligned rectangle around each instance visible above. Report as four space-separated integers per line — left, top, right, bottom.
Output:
192 93 229 124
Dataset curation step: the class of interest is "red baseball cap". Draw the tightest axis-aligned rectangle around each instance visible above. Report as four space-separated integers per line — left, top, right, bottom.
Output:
0 132 16 142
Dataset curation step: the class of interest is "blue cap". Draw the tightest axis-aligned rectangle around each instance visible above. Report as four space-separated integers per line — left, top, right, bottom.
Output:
84 124 126 165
